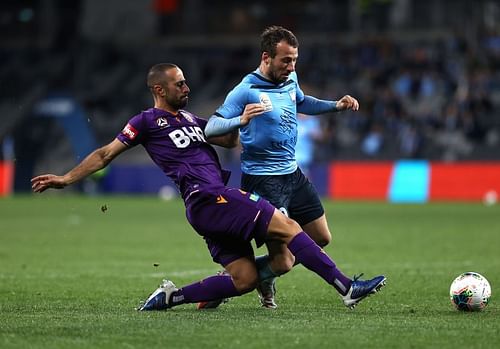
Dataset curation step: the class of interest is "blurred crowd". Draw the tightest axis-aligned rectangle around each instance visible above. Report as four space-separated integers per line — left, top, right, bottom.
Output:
296 32 500 161
1 0 500 170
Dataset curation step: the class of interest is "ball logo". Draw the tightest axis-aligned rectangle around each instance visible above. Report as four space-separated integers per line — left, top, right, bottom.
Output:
157 117 169 128
122 123 138 140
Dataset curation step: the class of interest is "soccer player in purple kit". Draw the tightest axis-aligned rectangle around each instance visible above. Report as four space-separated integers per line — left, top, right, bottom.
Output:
31 63 386 311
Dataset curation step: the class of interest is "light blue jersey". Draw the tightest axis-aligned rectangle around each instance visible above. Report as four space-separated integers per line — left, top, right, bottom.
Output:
215 69 305 175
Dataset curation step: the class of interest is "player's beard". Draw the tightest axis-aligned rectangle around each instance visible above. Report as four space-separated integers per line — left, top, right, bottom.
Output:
168 95 188 110
177 96 188 109
269 65 289 84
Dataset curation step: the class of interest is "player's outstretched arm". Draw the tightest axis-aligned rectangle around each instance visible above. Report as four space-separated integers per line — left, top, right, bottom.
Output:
31 139 128 193
206 103 265 148
335 95 359 111
297 95 359 115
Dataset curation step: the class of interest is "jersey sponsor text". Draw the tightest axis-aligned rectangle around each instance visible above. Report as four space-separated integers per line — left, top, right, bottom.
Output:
122 123 138 140
168 126 206 148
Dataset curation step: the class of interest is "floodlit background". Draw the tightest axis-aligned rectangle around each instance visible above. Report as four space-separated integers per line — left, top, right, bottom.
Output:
1 0 499 201
1 3 500 348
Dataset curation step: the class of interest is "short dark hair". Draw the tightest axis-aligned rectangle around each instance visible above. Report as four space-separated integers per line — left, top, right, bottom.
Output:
260 26 299 57
147 63 178 88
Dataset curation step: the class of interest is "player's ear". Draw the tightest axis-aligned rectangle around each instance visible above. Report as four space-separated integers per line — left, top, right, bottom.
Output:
262 52 271 65
153 84 165 97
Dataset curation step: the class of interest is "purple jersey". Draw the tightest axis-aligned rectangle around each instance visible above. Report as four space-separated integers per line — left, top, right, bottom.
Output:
117 108 230 199
116 107 276 266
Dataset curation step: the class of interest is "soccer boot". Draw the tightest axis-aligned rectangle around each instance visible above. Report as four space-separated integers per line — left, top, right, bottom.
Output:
197 271 231 310
256 277 277 309
137 279 177 311
342 274 386 309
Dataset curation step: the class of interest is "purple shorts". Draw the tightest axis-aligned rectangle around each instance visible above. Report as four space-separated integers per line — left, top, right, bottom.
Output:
185 186 275 266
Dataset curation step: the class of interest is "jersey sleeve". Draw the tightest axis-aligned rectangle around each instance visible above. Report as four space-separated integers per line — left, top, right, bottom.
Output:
116 113 144 147
291 72 305 104
214 84 248 119
297 96 337 114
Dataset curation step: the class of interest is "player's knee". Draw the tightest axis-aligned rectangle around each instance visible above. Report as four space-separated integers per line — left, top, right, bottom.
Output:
268 211 302 243
280 216 302 237
225 257 259 293
231 271 258 293
271 254 295 274
316 232 332 247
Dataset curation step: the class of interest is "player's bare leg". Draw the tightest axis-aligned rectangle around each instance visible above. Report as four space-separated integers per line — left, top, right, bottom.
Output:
263 209 386 309
301 214 331 248
255 241 293 308
255 214 331 308
140 257 258 311
198 257 258 309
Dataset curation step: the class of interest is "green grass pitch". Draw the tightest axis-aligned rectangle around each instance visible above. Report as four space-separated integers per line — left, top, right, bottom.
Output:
1 195 499 348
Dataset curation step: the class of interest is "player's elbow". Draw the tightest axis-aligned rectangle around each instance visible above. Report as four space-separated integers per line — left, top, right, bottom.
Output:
94 147 114 169
223 133 239 148
207 132 239 148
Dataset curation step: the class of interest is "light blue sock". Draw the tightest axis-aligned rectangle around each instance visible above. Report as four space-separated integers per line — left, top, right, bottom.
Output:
255 255 278 281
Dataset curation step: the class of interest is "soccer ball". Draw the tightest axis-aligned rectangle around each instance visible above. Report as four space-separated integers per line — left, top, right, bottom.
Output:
449 272 491 311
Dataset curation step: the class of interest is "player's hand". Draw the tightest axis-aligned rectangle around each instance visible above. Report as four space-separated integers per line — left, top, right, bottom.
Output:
240 103 266 126
336 95 359 111
31 174 67 193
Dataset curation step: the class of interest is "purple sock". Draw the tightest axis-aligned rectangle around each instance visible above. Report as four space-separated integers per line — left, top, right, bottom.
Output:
169 274 241 306
288 232 352 295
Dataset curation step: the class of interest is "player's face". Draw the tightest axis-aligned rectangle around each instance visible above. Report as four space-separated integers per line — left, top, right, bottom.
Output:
265 41 298 83
163 68 190 110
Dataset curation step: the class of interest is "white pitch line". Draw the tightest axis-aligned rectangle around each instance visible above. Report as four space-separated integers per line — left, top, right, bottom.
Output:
0 268 220 280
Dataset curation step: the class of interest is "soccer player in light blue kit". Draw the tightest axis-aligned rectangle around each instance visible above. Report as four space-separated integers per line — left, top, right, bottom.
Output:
204 26 382 309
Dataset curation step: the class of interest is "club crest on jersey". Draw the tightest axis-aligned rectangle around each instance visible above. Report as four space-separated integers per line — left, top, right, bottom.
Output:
288 90 296 103
157 117 169 128
181 112 194 123
122 123 138 140
259 93 273 112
